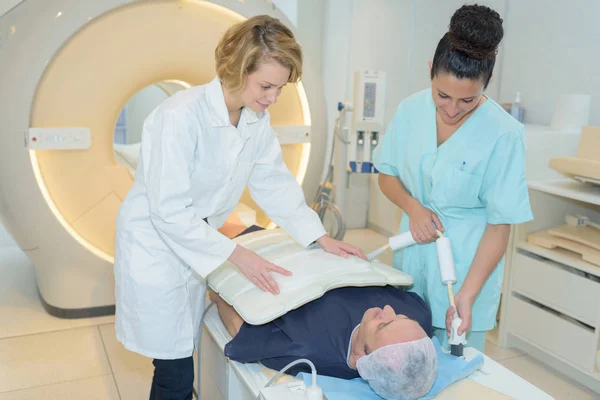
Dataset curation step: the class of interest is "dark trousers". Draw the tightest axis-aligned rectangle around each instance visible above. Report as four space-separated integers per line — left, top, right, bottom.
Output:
234 224 265 237
150 357 194 400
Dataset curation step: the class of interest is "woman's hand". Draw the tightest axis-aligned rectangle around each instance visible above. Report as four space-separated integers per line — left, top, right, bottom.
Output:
316 235 367 260
228 245 292 295
445 291 474 336
406 201 444 243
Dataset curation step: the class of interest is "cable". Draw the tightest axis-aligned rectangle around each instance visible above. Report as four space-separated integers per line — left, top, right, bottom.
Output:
194 301 216 399
366 243 390 261
334 113 350 145
447 283 455 308
311 109 347 241
257 358 321 400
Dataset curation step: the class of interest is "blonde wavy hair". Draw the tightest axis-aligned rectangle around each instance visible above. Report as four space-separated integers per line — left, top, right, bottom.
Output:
215 15 303 92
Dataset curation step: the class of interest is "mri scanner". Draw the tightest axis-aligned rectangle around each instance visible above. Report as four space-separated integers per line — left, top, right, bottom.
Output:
0 0 326 317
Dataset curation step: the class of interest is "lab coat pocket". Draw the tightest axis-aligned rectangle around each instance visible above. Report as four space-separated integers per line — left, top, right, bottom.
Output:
441 167 482 209
193 160 230 197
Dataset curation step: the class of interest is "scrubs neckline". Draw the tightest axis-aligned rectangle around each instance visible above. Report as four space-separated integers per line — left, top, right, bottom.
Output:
429 91 491 151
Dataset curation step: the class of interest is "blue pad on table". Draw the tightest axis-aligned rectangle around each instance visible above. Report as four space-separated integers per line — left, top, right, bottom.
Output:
298 337 484 399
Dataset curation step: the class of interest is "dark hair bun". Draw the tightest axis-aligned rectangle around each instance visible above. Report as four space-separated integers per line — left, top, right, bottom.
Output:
448 4 503 60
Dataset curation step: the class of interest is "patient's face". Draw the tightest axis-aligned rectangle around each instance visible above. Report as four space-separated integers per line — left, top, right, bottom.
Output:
358 305 427 355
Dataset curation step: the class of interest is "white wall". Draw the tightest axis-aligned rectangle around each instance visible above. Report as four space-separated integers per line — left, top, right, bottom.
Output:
272 0 297 27
0 0 24 19
295 0 324 76
497 0 600 126
0 222 15 248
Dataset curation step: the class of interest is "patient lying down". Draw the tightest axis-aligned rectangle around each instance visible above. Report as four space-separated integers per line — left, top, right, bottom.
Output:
210 283 438 400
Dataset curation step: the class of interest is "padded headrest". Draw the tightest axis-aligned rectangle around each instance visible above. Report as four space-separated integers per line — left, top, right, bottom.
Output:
207 229 413 325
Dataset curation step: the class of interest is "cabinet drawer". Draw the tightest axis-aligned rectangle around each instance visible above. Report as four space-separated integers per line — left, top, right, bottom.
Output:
509 296 597 371
513 251 600 326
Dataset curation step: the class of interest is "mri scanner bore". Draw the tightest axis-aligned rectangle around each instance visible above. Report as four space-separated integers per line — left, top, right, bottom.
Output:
113 81 189 176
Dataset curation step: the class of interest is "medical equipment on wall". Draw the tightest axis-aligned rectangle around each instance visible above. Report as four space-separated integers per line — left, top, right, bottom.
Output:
311 109 346 240
347 70 387 174
311 71 386 237
325 71 387 232
367 230 468 357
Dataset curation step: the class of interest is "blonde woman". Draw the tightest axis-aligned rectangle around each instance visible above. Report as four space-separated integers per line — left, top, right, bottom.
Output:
114 15 365 399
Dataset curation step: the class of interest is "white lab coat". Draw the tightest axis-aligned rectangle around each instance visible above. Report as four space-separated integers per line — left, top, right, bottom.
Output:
114 77 326 360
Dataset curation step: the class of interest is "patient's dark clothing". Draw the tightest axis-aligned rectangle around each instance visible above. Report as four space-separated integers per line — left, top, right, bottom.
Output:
224 286 433 378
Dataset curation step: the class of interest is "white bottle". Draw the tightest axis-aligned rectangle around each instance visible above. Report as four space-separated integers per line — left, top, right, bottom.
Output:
510 92 524 122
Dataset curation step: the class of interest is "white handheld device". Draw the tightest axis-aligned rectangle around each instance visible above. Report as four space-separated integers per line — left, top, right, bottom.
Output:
366 230 467 356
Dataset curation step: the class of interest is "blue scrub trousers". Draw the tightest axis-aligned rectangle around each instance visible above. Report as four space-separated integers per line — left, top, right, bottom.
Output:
433 328 487 353
150 357 194 400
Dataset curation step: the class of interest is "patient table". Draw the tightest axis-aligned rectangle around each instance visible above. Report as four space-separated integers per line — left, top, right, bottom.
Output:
197 306 554 400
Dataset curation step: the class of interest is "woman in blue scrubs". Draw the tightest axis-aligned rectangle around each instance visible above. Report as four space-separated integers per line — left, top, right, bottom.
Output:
374 4 533 351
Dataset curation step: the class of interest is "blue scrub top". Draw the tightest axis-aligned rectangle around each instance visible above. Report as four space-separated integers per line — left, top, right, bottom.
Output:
224 286 432 379
373 89 533 331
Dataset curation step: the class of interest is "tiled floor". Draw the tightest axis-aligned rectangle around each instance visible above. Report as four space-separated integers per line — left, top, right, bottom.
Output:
0 229 598 399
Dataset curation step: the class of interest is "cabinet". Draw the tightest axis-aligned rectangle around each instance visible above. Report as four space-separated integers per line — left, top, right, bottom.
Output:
499 125 600 393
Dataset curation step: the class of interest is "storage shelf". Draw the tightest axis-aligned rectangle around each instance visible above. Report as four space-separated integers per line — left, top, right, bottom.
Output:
510 333 600 382
517 241 600 278
502 129 600 394
528 178 600 206
511 287 596 328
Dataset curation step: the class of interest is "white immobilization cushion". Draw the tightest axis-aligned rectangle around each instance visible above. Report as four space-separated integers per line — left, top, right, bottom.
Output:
207 229 413 325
